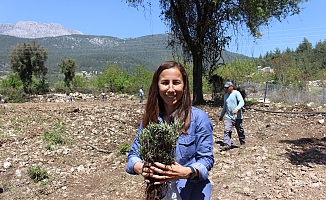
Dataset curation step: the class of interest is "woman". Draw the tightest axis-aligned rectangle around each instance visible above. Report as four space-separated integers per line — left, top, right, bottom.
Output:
126 61 214 200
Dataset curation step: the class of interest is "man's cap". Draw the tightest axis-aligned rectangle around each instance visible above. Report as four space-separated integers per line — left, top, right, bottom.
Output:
224 81 233 88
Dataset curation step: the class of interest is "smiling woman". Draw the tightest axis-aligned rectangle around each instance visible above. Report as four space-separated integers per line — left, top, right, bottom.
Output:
126 61 215 200
158 67 185 121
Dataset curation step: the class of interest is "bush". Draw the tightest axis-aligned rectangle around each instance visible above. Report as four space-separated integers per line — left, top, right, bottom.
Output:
0 87 27 103
28 165 49 182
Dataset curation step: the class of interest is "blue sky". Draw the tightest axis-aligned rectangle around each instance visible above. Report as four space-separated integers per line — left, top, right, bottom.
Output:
0 0 325 57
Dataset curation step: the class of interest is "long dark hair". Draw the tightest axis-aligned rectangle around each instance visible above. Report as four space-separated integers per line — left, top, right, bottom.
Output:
142 61 192 134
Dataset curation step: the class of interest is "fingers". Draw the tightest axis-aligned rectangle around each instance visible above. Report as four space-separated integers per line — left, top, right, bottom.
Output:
142 162 170 178
142 162 153 177
153 162 169 170
142 162 180 182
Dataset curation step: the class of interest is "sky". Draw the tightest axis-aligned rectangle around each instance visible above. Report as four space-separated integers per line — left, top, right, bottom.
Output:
0 0 325 58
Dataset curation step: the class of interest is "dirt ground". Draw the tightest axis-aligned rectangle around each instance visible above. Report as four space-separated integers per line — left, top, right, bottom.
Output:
0 96 325 200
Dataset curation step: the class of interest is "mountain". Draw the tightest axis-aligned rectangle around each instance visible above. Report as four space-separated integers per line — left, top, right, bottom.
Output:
0 21 247 83
0 21 82 38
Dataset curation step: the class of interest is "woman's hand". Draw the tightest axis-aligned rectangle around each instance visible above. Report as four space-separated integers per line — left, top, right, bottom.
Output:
141 162 194 185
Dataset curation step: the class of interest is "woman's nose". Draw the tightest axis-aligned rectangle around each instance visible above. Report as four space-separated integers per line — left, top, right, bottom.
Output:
167 83 174 92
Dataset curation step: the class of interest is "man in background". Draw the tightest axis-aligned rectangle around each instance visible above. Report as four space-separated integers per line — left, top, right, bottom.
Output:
219 81 246 151
139 87 144 103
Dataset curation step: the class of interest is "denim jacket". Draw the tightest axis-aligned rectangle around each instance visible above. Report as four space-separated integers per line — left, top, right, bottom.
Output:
126 106 214 200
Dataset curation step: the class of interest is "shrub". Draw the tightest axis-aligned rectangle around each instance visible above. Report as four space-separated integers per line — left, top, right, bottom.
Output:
138 120 182 200
28 165 49 182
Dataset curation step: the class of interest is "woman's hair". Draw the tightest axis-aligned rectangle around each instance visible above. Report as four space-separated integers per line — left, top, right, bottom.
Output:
142 61 192 134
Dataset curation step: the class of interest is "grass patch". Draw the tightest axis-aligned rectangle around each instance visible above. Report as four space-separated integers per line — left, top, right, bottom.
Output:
28 165 49 183
43 120 71 150
310 86 323 95
116 143 130 156
245 99 257 106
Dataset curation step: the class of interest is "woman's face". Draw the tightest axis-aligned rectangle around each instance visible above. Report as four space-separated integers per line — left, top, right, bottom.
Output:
158 67 184 112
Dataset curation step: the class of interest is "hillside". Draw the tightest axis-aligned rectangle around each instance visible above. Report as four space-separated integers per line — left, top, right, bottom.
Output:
0 34 173 74
0 21 248 83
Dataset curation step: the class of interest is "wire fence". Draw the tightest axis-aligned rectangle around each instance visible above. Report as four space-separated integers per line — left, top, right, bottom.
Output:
235 81 326 106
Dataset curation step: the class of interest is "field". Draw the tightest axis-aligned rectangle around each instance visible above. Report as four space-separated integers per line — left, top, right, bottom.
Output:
0 95 325 200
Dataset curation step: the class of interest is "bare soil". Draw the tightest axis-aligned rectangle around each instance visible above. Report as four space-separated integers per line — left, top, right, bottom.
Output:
0 96 325 200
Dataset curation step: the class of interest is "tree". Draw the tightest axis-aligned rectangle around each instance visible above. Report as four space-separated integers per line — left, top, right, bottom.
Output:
231 58 256 82
313 40 326 79
9 41 48 94
129 66 153 94
58 58 77 90
72 75 87 89
96 63 131 93
294 38 314 80
127 0 306 105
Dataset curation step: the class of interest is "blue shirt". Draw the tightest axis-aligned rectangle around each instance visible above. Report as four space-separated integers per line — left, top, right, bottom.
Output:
126 106 214 200
220 90 244 120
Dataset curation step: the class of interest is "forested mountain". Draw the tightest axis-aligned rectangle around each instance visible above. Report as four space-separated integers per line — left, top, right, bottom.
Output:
0 34 246 78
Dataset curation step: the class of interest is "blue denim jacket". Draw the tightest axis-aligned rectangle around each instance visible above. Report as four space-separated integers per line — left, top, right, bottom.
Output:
126 106 214 200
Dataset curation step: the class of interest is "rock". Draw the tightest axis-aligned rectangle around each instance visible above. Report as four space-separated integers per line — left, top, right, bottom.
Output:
3 162 11 169
15 169 22 177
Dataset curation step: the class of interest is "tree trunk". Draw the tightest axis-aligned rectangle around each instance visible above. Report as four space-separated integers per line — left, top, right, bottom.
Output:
192 53 204 105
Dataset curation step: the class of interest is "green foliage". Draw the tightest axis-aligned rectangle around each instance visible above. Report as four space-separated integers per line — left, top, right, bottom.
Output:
96 63 132 93
202 76 211 94
31 76 49 94
4 36 326 101
43 120 70 150
44 130 64 145
138 120 182 165
0 76 26 103
128 66 153 95
127 0 306 105
0 34 177 80
9 40 48 94
117 143 131 156
138 120 183 200
244 99 257 106
216 58 260 82
58 58 77 90
1 74 23 90
0 87 26 103
0 74 26 102
72 75 87 89
28 165 49 183
254 38 326 84
215 38 326 88
310 87 323 95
